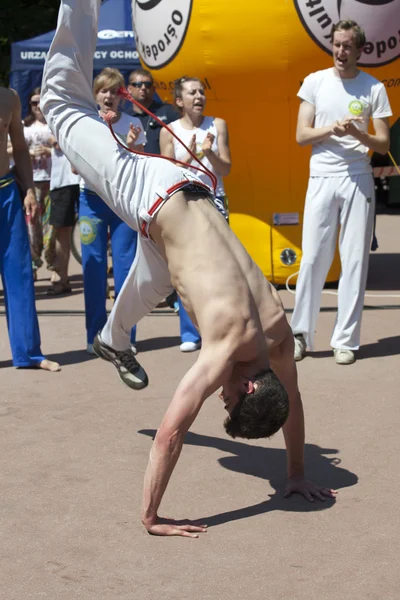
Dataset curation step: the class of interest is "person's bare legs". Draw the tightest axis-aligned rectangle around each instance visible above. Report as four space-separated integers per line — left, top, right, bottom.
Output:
50 226 72 289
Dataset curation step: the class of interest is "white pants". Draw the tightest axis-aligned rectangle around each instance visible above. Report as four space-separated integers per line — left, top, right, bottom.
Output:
41 0 210 350
291 174 375 351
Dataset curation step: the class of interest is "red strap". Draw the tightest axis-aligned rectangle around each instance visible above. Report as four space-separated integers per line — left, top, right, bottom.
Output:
102 87 218 194
140 180 212 238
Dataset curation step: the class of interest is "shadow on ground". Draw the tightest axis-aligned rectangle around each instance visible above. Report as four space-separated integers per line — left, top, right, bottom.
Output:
139 429 357 527
0 339 182 369
367 253 400 291
309 335 400 360
136 336 181 352
0 349 97 370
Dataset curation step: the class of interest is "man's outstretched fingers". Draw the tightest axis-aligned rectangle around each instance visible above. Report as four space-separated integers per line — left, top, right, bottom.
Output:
146 518 208 537
176 524 207 533
322 488 338 498
312 490 326 501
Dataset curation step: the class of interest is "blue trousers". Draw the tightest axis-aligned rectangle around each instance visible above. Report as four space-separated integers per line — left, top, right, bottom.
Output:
0 175 45 366
79 189 138 344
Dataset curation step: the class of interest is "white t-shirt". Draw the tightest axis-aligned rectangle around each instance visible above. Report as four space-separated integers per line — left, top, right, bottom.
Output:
50 147 80 190
23 121 53 182
80 112 145 190
298 68 392 176
170 116 225 197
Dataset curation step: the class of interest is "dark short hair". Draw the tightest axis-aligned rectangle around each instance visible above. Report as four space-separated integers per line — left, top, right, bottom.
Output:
129 68 154 85
224 369 289 439
330 20 366 49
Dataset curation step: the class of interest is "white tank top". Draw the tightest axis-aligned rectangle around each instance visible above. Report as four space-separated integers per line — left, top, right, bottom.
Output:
170 116 225 197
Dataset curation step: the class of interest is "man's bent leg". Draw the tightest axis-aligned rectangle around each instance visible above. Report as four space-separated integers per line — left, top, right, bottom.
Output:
102 237 173 350
94 237 173 389
109 214 138 346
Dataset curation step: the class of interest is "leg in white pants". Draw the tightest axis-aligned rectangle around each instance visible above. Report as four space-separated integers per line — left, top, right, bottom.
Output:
41 0 190 231
41 0 192 346
291 177 339 350
330 174 374 350
41 0 142 230
101 238 173 351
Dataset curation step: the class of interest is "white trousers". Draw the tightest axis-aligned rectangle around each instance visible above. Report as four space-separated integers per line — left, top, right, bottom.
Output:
41 0 207 351
291 174 375 351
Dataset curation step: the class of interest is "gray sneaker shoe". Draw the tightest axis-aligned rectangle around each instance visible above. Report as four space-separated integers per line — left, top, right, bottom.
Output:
333 348 355 365
294 334 307 361
93 334 149 390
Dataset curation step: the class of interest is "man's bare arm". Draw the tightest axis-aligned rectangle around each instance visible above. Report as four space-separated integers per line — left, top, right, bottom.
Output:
346 116 390 155
8 90 37 218
296 100 336 146
142 348 232 537
270 334 337 502
270 336 305 478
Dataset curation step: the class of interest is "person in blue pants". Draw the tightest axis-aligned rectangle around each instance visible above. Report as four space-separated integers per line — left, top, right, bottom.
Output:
79 189 138 352
0 86 60 372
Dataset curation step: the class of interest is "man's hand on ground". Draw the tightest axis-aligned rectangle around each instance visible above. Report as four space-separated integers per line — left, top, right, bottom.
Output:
144 516 208 538
284 476 337 502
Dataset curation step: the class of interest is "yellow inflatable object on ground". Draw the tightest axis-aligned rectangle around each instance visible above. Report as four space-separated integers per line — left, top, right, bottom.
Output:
131 0 400 284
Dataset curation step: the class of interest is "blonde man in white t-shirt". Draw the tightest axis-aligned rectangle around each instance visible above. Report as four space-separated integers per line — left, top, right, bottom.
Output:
291 20 392 366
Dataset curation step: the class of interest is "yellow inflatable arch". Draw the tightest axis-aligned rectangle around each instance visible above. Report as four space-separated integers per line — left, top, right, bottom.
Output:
131 0 400 284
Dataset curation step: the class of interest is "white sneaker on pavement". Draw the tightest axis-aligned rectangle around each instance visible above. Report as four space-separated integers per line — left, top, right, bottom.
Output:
294 334 307 361
333 348 355 365
180 341 201 352
86 343 95 355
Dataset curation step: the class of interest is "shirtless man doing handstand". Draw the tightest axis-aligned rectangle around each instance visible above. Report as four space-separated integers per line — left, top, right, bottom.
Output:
41 0 336 537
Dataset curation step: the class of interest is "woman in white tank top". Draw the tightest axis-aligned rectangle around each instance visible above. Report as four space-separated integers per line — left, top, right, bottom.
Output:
160 76 232 351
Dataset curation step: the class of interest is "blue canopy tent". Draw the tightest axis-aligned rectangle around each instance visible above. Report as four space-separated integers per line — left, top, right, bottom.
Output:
10 0 140 116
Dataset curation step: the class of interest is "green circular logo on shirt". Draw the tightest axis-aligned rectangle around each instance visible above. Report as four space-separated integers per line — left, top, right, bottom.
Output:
349 100 364 116
79 217 97 245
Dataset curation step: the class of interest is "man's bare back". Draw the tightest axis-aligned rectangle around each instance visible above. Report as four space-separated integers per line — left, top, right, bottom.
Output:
151 190 290 359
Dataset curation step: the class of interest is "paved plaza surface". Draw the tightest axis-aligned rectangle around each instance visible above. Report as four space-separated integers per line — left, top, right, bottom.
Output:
1 214 399 600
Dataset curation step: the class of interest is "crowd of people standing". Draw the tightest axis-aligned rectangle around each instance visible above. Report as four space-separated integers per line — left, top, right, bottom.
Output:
0 18 393 374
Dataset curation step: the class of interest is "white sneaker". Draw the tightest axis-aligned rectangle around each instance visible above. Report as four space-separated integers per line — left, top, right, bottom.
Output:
333 348 355 365
86 343 95 355
130 344 137 356
180 341 201 352
294 334 307 361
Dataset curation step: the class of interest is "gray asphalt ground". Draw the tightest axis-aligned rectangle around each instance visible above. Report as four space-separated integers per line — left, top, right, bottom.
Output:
1 214 399 600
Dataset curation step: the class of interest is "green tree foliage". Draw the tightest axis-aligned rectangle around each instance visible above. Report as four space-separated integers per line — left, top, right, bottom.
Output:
0 0 59 86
